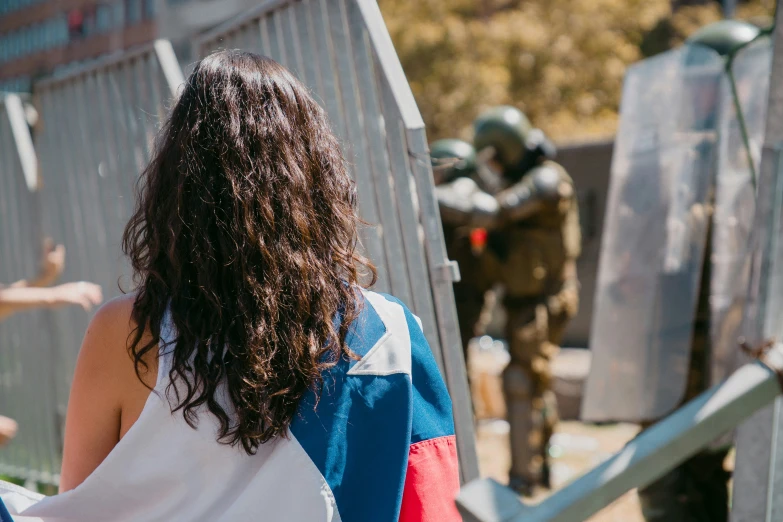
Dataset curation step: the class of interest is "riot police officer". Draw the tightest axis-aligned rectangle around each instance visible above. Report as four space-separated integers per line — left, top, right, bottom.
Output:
636 23 764 522
472 106 581 495
432 108 581 495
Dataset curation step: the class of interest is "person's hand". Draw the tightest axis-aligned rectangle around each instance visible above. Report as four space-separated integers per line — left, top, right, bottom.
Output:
38 238 66 286
51 282 103 312
0 415 18 446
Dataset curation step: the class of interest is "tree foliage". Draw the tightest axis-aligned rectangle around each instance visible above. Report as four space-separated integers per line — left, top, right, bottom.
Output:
379 0 772 143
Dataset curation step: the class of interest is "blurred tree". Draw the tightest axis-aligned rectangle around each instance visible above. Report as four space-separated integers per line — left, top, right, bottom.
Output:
672 0 758 9
379 0 770 143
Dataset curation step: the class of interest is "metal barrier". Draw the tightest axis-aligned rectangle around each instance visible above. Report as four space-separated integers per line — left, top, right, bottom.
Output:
0 41 184 485
1 3 479 484
0 94 62 485
457 351 783 521
194 0 479 482
729 5 783 518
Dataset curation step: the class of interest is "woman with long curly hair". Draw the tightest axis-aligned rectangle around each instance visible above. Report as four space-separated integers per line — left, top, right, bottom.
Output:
0 51 460 522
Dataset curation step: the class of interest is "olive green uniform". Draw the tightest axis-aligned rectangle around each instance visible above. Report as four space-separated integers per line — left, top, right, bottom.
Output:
444 223 493 358
484 160 581 492
434 107 582 495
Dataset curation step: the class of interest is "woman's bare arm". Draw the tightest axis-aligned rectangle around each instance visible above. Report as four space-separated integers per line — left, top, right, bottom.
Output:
59 295 141 493
0 282 103 321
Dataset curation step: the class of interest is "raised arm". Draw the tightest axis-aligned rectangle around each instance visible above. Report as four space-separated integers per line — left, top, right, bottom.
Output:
0 282 103 321
495 162 574 224
9 239 66 289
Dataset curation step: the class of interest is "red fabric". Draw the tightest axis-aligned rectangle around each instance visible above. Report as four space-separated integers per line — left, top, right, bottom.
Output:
399 435 461 522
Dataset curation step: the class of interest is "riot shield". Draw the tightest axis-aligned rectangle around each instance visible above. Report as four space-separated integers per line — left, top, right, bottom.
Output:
710 38 772 384
582 45 724 422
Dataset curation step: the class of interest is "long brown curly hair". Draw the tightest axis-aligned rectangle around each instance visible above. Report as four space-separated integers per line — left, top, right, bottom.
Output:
122 50 376 454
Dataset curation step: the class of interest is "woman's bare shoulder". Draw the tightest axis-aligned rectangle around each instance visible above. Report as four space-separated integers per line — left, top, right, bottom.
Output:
60 292 152 492
91 292 137 328
83 293 135 351
80 292 155 384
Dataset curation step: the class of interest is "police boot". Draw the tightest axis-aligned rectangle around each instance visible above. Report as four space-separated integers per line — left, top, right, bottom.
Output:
540 460 551 490
639 466 692 522
681 449 730 522
503 364 542 497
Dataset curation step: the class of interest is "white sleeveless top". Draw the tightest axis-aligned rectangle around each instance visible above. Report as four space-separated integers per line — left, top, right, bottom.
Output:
0 291 461 522
3 306 341 522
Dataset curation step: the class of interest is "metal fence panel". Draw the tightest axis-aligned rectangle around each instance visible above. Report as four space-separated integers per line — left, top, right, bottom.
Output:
731 4 783 517
0 41 186 485
196 0 478 481
710 39 772 385
0 94 62 484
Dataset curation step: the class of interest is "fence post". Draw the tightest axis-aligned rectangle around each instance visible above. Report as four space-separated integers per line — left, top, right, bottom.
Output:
730 1 783 519
3 95 37 192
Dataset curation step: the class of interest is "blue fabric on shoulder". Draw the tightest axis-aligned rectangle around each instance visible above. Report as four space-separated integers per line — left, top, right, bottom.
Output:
0 498 14 522
291 292 412 522
377 293 455 443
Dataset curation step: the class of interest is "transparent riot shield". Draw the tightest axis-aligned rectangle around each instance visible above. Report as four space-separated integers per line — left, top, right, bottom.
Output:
710 38 772 385
582 45 724 423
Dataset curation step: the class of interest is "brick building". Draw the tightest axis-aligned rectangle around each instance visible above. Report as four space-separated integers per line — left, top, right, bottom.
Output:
0 0 257 92
0 0 159 92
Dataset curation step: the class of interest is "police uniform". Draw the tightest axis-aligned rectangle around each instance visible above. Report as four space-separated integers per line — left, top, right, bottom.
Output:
485 159 581 494
436 107 582 495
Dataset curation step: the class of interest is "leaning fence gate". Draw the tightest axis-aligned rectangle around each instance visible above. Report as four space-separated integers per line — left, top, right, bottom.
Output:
194 0 479 482
0 94 61 485
0 41 185 485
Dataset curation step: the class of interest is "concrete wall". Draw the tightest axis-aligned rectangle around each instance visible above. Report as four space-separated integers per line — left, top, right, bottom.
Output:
558 139 614 348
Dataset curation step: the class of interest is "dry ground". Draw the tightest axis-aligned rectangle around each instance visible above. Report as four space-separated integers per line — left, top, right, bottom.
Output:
470 340 645 521
476 419 644 521
470 341 736 521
